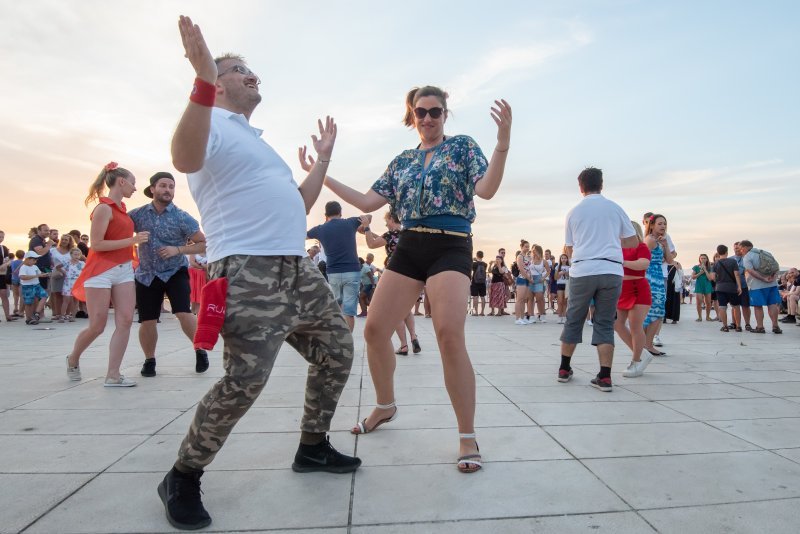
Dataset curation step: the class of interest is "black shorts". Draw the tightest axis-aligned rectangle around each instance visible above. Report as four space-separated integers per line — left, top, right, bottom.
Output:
717 291 741 307
387 231 472 282
470 283 487 297
740 287 750 307
136 267 191 322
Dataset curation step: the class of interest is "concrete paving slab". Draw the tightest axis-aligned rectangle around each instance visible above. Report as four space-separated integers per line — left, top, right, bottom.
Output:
2 306 800 532
641 498 800 534
350 461 628 525
585 450 800 508
351 512 655 533
545 421 759 458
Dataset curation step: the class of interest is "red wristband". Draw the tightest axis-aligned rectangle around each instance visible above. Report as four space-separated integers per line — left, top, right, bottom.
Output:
190 77 216 107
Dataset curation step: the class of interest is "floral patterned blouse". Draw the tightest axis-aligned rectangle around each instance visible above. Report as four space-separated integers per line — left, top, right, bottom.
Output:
371 135 488 225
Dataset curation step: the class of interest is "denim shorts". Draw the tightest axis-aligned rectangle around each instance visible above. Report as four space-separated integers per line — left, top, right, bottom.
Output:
328 271 360 316
515 276 529 287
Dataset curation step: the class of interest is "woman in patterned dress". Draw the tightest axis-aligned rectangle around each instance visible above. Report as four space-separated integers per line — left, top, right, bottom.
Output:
643 214 673 356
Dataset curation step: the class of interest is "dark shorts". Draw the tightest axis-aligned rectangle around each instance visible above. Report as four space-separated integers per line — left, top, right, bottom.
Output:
470 283 487 297
136 267 191 322
361 283 375 299
387 231 472 282
740 287 750 307
717 291 741 307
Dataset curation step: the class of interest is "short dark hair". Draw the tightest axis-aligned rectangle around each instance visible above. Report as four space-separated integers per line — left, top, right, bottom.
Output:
578 167 603 193
324 201 342 217
740 239 753 248
717 244 728 255
476 251 484 258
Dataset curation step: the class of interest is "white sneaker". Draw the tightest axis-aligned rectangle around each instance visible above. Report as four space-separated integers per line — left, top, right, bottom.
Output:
538 315 546 323
66 356 81 381
623 361 643 378
586 319 593 326
104 375 137 387
653 335 663 347
527 316 538 324
515 319 527 325
638 351 654 372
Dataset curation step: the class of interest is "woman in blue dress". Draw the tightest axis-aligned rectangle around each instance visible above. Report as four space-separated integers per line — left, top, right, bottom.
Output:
643 214 673 356
315 86 512 473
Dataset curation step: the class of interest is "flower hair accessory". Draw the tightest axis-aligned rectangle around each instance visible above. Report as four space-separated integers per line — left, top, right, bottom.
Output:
105 161 118 171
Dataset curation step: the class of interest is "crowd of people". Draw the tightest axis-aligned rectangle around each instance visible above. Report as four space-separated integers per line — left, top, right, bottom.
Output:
0 14 796 531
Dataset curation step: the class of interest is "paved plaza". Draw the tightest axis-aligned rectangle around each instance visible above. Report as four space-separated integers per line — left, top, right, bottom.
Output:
1 306 800 533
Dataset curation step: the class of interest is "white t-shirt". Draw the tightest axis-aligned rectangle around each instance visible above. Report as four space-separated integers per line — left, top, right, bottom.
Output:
564 194 635 278
51 249 71 270
187 107 307 263
19 264 41 286
661 233 677 277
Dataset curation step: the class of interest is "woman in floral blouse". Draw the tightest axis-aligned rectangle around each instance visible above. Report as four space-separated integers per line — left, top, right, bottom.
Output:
315 85 512 473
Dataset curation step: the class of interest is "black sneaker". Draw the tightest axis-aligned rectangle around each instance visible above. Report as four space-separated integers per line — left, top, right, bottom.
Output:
157 467 212 530
195 349 209 373
590 375 613 392
291 436 362 474
141 358 157 377
75 310 88 319
779 315 796 324
557 368 573 383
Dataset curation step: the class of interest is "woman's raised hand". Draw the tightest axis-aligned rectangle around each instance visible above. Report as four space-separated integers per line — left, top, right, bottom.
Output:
297 145 316 172
311 116 337 162
178 15 217 83
490 99 512 151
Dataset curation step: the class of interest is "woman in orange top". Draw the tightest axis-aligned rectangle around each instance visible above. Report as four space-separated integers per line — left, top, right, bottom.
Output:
66 162 149 387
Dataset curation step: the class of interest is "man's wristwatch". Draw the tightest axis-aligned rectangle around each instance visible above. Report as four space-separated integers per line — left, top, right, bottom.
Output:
364 227 370 232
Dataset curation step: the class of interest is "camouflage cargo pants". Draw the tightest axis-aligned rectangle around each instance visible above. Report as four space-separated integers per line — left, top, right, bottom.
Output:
178 255 354 470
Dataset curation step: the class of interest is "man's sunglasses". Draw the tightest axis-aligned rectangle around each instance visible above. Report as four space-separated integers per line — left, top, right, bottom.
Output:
413 107 444 120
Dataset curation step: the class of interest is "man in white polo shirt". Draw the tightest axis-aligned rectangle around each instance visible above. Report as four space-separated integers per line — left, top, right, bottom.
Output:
557 167 637 392
157 16 360 531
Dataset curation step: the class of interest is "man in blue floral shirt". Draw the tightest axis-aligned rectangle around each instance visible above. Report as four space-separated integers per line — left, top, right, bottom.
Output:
129 172 208 377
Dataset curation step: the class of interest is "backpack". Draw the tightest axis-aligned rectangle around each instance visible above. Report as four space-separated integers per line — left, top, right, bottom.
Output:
753 248 779 277
472 261 487 284
511 262 519 278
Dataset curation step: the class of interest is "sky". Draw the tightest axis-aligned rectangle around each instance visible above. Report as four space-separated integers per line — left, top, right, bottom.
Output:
1 0 798 270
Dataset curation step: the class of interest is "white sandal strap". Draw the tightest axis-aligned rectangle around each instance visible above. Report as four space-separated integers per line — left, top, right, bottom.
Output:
376 401 396 410
356 421 366 434
459 433 476 439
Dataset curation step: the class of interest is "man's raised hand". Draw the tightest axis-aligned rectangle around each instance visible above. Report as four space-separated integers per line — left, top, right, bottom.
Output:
178 15 217 83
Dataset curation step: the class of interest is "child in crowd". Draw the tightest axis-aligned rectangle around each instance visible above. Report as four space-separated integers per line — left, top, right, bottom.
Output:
18 251 50 324
60 248 85 322
10 250 25 317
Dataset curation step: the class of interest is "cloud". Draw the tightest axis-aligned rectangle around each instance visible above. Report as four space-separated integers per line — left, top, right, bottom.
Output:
447 22 593 107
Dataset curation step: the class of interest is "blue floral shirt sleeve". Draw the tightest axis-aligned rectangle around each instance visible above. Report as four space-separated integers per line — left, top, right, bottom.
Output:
370 135 488 224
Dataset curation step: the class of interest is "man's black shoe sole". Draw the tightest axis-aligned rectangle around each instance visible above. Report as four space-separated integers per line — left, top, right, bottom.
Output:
157 480 212 530
291 459 361 473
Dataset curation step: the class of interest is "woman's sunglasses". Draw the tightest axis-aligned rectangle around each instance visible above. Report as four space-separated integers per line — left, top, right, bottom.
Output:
413 107 444 120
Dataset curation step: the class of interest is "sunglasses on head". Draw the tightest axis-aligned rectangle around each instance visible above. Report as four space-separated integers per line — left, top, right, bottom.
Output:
413 107 444 120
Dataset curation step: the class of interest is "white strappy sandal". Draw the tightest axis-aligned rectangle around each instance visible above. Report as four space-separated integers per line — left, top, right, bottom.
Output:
351 402 398 435
457 433 482 473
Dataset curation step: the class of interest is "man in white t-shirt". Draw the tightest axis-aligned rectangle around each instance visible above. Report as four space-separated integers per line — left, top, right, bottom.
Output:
557 167 637 392
157 17 359 530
